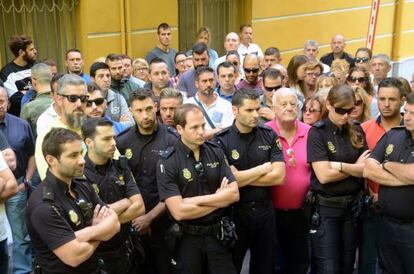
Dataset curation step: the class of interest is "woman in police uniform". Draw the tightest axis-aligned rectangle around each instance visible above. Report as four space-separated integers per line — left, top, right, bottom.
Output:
307 84 370 274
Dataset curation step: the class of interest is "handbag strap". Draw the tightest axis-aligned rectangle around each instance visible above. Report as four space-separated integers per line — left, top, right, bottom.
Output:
193 96 216 129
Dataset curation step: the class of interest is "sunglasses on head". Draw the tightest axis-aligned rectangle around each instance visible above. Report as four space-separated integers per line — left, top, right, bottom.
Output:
348 76 366 83
86 97 105 107
244 67 260 74
355 57 370 63
286 148 296 167
264 85 283 92
60 94 89 103
334 107 355 115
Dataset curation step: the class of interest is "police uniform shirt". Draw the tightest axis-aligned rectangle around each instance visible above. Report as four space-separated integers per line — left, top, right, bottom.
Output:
370 127 414 220
307 119 367 196
83 154 140 251
26 170 105 274
214 123 284 202
116 123 178 211
157 140 236 225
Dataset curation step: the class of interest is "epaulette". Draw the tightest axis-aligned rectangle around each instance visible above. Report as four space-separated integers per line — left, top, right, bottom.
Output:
205 140 222 149
258 124 273 131
215 127 230 136
313 120 326 128
42 186 54 202
160 146 175 159
116 126 133 137
167 126 179 138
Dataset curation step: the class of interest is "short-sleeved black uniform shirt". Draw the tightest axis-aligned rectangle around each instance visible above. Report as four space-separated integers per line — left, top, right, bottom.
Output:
83 154 140 251
157 140 236 225
307 119 367 196
26 170 105 274
370 127 414 220
214 124 284 202
116 124 178 211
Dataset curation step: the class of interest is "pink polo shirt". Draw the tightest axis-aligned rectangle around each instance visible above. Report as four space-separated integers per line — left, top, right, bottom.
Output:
265 120 311 209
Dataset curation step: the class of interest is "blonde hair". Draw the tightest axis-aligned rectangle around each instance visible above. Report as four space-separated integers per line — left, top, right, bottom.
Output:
354 87 372 123
132 58 149 72
316 75 338 91
331 59 350 74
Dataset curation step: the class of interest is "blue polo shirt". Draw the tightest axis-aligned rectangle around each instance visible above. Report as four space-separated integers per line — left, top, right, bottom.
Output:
0 113 35 179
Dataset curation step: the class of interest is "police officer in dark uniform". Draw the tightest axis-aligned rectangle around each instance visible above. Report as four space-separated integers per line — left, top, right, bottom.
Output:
116 88 178 273
364 91 414 274
307 85 370 274
214 88 285 274
156 103 239 274
82 117 145 274
26 128 120 274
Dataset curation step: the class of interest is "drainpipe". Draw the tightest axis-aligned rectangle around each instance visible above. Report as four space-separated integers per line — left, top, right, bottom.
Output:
120 0 126 53
391 0 404 63
124 0 132 55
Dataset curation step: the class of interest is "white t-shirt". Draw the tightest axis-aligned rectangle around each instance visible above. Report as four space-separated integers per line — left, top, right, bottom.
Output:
185 93 234 130
0 154 9 241
238 43 263 65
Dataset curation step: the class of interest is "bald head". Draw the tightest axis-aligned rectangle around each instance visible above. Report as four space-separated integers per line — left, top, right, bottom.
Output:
331 34 346 54
224 32 240 52
244 54 259 66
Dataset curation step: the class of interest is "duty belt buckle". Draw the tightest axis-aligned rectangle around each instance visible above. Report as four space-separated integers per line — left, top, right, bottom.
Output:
250 202 257 211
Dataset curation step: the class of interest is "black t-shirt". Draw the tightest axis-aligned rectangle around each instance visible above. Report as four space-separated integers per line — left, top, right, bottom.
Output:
157 140 236 225
26 170 105 274
214 123 284 202
370 127 414 220
83 155 140 251
116 124 178 211
307 119 367 196
320 52 355 67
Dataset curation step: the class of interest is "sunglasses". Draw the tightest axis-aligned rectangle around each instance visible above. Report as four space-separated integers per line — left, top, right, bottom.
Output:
244 67 260 74
75 198 93 225
334 107 355 115
86 97 105 107
286 148 296 167
348 77 366 83
194 161 204 177
302 107 321 114
355 57 370 63
231 61 239 66
60 94 89 103
264 85 283 92
355 100 363 106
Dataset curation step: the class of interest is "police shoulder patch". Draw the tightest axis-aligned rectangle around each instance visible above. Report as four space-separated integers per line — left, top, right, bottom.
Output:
258 124 273 131
167 126 179 137
160 146 175 159
313 120 326 128
215 127 230 136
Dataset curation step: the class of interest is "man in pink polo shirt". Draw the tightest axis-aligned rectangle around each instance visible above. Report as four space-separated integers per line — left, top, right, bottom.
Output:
359 77 405 273
265 87 311 274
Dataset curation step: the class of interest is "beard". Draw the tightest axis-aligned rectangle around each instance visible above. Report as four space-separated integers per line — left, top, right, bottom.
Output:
23 53 36 65
65 111 86 129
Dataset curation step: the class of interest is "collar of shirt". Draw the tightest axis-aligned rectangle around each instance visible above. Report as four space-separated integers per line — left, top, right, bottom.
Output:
194 92 219 109
134 122 159 137
216 87 235 100
325 118 347 135
375 114 404 126
176 138 206 159
0 113 10 128
267 119 308 140
45 169 79 196
84 153 111 175
106 89 116 103
35 91 51 99
230 122 257 136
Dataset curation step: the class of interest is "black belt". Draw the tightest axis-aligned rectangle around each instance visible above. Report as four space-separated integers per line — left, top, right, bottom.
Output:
179 222 221 236
316 194 355 209
235 200 272 210
383 214 414 226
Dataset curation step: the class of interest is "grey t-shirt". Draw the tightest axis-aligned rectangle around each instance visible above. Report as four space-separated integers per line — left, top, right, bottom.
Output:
146 47 177 77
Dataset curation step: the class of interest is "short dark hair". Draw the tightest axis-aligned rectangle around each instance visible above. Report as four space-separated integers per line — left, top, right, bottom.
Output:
217 61 236 75
119 54 132 63
9 35 33 57
355 47 372 59
378 77 405 98
262 68 283 84
65 49 81 59
129 88 154 105
50 73 65 93
105 53 122 63
149 57 167 73
40 59 57 67
90 62 110 78
264 47 280 56
87 83 102 94
174 103 202 128
157 23 170 34
195 66 214 81
239 24 252 32
406 92 414 105
226 50 240 60
192 42 208 55
81 117 113 140
42 128 82 161
232 89 259 107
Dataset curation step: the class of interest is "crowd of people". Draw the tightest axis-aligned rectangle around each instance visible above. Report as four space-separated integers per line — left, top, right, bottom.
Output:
0 21 414 274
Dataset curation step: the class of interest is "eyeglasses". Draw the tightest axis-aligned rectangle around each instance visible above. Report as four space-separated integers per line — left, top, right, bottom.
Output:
355 57 370 63
75 198 93 225
286 148 296 167
348 77 366 83
264 85 283 92
355 100 363 106
306 72 320 78
60 94 89 103
302 107 321 114
86 97 105 107
243 67 260 74
136 67 149 71
334 107 354 115
194 161 204 177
